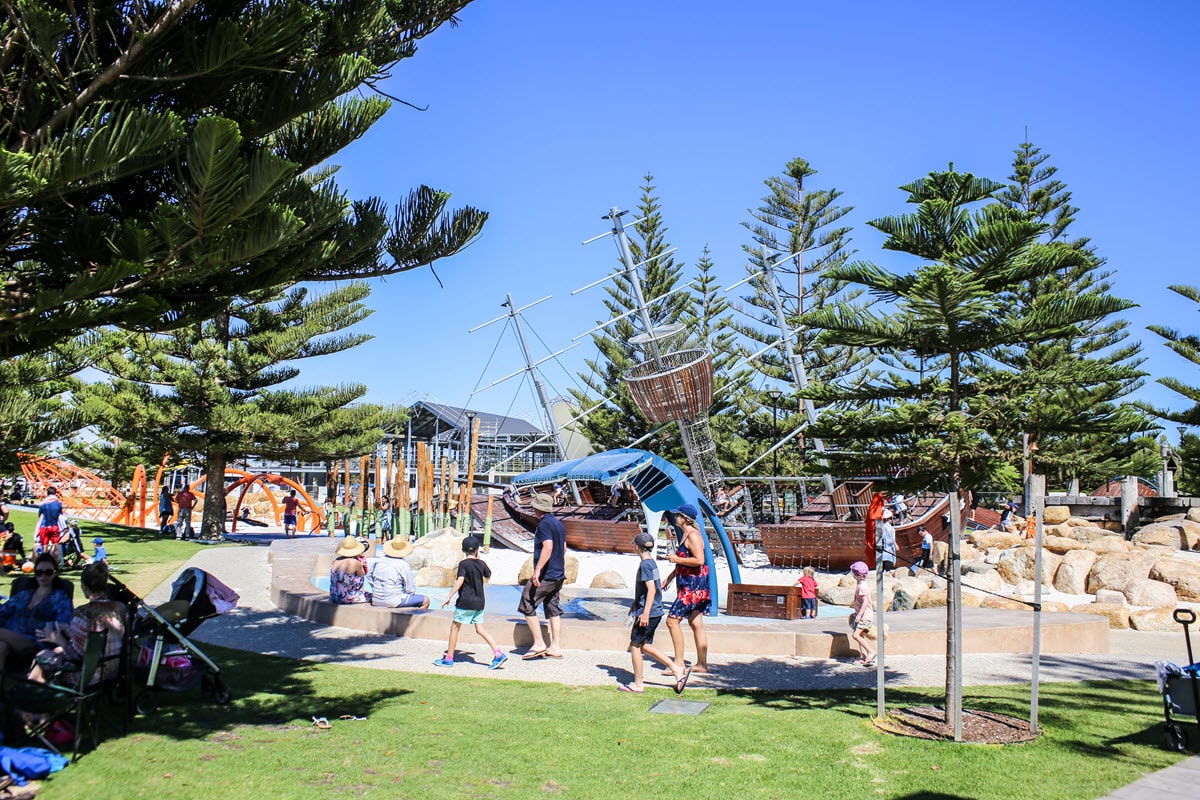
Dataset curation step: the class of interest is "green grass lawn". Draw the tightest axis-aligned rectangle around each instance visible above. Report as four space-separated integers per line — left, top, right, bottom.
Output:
7 507 1190 799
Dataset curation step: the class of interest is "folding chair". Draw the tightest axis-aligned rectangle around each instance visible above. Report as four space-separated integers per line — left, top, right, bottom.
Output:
3 629 107 761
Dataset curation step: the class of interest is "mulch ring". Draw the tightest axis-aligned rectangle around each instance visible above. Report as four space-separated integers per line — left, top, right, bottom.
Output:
874 706 1040 744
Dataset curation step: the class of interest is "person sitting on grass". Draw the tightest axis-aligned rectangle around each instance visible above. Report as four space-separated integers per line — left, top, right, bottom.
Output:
619 532 688 694
435 535 506 670
848 560 875 667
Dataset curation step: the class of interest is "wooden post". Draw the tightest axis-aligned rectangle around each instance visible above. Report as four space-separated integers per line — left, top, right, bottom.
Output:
374 453 381 507
483 494 495 552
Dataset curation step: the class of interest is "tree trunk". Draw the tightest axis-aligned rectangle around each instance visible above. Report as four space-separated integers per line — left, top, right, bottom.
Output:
200 447 228 540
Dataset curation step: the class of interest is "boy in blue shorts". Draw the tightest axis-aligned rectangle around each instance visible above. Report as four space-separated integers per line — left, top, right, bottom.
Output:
619 532 687 694
435 535 507 669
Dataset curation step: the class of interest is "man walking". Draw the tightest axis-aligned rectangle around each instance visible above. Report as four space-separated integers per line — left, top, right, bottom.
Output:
518 493 566 659
175 485 197 540
158 486 174 536
282 489 301 538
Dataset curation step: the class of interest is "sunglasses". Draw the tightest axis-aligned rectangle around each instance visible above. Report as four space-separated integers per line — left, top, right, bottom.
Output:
35 568 56 576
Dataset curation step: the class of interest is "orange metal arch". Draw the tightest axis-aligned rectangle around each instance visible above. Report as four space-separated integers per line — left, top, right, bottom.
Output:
193 470 324 533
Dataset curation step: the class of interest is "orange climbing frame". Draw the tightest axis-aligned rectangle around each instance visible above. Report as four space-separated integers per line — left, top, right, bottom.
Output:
18 453 324 532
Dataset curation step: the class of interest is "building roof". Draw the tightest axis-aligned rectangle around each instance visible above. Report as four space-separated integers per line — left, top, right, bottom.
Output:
405 401 543 440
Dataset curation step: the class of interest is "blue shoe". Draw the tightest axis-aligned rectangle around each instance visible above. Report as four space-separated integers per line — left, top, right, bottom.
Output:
434 657 454 667
489 652 508 670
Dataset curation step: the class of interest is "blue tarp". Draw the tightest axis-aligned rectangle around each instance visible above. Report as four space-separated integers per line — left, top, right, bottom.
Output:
513 448 741 613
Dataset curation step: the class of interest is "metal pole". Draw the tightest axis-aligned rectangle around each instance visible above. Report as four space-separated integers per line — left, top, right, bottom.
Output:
761 251 834 494
876 541 886 719
948 491 964 741
1030 473 1046 733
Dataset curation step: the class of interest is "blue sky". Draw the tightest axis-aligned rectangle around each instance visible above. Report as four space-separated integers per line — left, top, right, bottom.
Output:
318 1 1199 438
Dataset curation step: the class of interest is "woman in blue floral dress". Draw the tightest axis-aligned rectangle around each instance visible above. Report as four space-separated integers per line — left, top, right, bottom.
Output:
663 504 710 676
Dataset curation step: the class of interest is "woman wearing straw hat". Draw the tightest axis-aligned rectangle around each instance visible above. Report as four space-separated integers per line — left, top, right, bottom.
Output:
329 537 370 605
370 538 429 609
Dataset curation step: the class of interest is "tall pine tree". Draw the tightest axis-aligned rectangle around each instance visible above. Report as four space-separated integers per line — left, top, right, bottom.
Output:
992 142 1150 491
76 283 401 539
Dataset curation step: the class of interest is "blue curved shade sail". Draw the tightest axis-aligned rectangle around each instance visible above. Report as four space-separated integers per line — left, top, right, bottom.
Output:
512 448 741 615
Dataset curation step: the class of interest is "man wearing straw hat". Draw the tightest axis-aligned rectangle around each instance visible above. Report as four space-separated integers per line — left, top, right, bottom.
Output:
369 538 429 609
518 492 566 659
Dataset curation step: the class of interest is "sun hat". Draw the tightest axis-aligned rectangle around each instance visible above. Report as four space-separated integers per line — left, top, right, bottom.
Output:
335 537 367 558
850 560 869 576
93 537 104 545
531 493 555 513
673 503 699 520
382 539 413 559
632 532 656 549
881 508 893 519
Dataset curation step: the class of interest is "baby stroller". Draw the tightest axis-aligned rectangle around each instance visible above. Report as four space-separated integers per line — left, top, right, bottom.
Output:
1156 608 1200 752
131 567 238 714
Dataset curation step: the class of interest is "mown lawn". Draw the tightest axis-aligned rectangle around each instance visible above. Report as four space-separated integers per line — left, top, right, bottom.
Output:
7 507 1188 799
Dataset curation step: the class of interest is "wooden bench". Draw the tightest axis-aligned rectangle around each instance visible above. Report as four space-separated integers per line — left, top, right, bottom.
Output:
726 583 804 620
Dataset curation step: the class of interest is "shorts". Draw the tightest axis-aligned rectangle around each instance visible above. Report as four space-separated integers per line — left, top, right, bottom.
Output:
395 593 427 609
801 597 817 613
881 560 895 573
630 615 662 647
283 514 297 526
517 578 564 618
37 526 60 547
453 608 484 625
854 616 874 632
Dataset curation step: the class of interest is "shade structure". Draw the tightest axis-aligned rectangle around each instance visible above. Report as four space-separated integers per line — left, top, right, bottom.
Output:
623 349 714 423
511 447 742 614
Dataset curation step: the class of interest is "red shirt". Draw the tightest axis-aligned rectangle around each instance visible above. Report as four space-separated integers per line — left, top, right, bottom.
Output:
175 489 196 510
798 575 818 599
282 496 300 514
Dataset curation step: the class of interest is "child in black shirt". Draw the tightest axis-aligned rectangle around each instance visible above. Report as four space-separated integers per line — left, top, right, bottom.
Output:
435 535 507 669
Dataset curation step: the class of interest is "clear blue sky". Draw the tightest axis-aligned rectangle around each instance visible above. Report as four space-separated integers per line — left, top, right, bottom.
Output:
317 1 1199 438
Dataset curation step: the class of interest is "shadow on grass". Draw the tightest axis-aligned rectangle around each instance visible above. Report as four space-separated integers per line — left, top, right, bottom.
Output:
106 645 414 744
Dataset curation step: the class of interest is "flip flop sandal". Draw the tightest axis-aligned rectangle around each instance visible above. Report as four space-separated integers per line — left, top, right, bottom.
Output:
521 649 548 660
545 652 563 659
311 716 331 729
617 684 645 693
674 667 692 694
339 715 367 721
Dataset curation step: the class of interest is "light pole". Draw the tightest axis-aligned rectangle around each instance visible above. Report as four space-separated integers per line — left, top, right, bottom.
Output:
768 389 782 476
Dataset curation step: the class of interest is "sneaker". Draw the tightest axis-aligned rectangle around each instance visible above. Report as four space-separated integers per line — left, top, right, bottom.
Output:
489 652 508 670
433 657 454 667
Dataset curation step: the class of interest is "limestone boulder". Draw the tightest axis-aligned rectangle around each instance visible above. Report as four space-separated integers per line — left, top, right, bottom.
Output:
961 559 994 575
1043 523 1071 538
997 546 1062 586
1043 535 1083 554
1101 519 1125 532
971 530 1023 551
518 553 580 584
932 541 950 574
1068 525 1121 545
965 568 1003 593
894 575 931 596
1150 558 1200 601
1071 602 1131 629
982 596 1029 611
1044 505 1072 525
1042 601 1070 612
839 574 858 588
1053 549 1097 595
590 570 627 589
408 529 467 570
961 592 984 607
1094 589 1126 606
1123 578 1178 607
1130 607 1182 632
415 565 456 587
1179 519 1200 550
890 588 917 612
1187 508 1200 524
820 584 856 607
1087 551 1157 594
815 573 843 594
1132 522 1186 550
1015 580 1037 596
1086 537 1130 556
1066 516 1094 527
917 588 947 608
960 543 980 563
